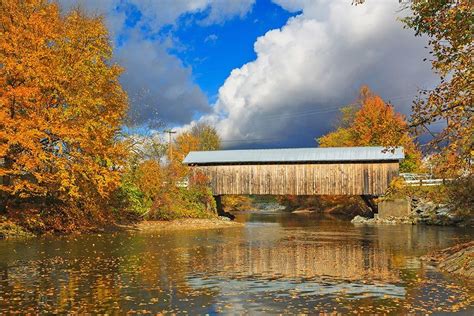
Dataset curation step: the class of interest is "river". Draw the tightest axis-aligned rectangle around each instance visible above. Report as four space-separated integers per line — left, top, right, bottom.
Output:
0 210 472 314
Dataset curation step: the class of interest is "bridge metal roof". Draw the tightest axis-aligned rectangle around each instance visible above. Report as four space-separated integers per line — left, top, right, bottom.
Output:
183 146 404 165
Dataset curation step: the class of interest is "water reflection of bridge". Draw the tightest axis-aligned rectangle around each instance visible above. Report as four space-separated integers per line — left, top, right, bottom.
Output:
197 240 400 282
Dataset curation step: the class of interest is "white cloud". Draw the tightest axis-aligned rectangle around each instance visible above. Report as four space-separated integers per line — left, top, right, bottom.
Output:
193 0 436 147
205 34 219 43
199 0 255 25
58 0 256 128
122 0 254 30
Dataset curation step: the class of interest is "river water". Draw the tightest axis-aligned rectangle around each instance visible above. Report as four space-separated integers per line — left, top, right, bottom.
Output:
0 211 472 314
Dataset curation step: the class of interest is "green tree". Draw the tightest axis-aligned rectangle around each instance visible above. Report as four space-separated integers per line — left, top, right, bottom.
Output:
191 123 221 151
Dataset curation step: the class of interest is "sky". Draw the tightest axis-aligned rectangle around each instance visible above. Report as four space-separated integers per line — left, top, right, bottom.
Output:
59 0 438 148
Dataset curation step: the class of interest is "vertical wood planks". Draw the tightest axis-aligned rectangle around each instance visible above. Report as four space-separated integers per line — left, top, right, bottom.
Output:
194 162 399 196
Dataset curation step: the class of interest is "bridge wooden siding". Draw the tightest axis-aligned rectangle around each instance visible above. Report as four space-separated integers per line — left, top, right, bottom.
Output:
191 162 399 196
184 147 404 196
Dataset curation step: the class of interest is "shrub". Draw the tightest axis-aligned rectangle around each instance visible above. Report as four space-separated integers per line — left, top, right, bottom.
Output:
119 155 218 221
114 179 151 217
150 185 216 220
384 177 449 203
222 195 253 211
446 176 474 217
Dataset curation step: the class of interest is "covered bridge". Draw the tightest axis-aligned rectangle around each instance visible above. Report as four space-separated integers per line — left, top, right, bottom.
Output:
183 146 404 196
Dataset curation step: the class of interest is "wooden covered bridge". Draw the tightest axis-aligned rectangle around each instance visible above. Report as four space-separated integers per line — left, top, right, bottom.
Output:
183 146 404 198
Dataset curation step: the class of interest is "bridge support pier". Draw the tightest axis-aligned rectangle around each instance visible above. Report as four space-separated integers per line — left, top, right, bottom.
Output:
213 195 235 220
361 195 378 213
378 198 411 219
214 195 223 215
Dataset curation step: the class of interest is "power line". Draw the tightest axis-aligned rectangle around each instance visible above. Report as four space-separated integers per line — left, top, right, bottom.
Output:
251 93 421 122
259 106 341 121
220 137 283 143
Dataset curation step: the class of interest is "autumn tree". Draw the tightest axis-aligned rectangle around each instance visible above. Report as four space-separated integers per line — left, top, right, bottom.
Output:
316 105 359 148
169 124 221 177
401 0 473 174
0 1 127 216
173 132 201 163
354 0 473 174
318 86 422 172
132 131 217 220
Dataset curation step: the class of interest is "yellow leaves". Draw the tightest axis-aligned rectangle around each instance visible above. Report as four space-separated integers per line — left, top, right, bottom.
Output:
388 177 405 192
403 0 473 173
318 128 353 148
222 195 252 211
190 123 221 151
0 0 127 213
135 160 163 201
174 132 200 161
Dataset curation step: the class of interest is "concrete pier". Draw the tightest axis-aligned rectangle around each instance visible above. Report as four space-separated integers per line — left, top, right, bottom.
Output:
378 198 411 219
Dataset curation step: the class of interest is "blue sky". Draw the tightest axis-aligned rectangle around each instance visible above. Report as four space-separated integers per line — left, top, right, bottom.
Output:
60 0 436 148
170 0 296 102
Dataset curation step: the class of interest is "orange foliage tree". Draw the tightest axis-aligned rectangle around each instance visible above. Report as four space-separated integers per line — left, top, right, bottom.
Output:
170 132 201 179
0 1 127 214
141 131 217 220
173 132 201 163
171 125 221 179
318 86 421 172
134 160 163 203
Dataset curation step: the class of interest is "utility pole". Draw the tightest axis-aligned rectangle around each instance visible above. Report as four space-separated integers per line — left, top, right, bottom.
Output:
163 129 176 161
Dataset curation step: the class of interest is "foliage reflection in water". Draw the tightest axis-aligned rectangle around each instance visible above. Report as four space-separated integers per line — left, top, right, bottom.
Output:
0 211 472 314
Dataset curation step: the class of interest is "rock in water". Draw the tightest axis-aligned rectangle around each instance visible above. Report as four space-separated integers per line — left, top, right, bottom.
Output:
351 215 375 224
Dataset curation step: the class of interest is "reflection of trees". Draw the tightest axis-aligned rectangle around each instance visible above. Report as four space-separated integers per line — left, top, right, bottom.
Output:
107 232 220 313
0 232 212 313
0 223 472 314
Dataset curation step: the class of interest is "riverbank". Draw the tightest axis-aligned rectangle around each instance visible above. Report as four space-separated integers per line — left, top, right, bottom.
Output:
0 217 36 239
351 197 472 226
0 215 243 239
422 241 474 279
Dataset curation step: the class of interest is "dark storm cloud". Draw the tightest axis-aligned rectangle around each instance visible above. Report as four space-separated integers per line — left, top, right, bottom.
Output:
116 34 211 127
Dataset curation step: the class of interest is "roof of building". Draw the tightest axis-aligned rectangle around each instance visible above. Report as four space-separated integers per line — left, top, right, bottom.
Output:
183 146 405 165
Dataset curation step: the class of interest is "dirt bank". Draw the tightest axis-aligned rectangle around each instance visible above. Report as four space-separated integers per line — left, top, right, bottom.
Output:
422 241 474 279
127 218 244 232
1 216 243 239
